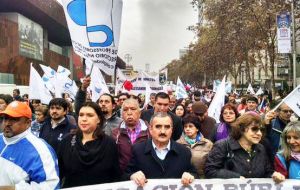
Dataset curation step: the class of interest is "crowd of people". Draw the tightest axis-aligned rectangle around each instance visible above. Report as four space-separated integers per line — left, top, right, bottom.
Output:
0 79 300 189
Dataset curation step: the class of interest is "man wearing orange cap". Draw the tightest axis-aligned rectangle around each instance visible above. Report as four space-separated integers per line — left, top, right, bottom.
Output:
0 101 59 189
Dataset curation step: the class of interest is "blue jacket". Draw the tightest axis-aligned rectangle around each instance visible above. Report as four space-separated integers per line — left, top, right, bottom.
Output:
275 153 300 179
0 129 59 189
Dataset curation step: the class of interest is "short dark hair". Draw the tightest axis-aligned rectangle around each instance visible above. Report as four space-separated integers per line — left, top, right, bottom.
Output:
49 98 68 111
193 91 201 97
155 92 170 101
118 92 130 99
0 94 13 105
13 89 20 95
98 93 116 105
230 112 262 140
246 96 258 104
31 99 41 104
220 103 239 123
183 114 201 130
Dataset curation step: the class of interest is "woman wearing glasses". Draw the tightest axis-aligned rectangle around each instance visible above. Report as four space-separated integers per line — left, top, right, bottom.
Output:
205 112 285 183
209 103 239 143
274 121 300 179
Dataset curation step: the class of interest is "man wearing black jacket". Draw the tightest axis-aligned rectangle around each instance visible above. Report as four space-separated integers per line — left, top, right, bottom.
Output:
141 92 183 141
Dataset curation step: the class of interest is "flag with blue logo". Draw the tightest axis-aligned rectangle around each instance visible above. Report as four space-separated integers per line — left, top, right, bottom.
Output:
62 0 123 76
175 77 188 99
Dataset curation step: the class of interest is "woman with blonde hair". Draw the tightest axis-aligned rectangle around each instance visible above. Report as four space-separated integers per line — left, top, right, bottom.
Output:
274 121 300 179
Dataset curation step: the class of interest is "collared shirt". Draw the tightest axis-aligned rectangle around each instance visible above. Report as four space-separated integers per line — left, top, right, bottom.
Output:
152 140 171 160
127 121 141 144
51 117 65 129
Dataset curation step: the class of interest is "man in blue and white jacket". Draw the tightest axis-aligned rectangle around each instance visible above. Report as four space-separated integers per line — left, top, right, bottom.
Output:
0 101 59 189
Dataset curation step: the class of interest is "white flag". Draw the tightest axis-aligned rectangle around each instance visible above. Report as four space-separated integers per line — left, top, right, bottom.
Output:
29 63 53 104
283 85 300 117
208 75 226 123
41 74 55 93
89 66 109 102
175 77 188 99
247 83 255 95
57 65 71 77
255 87 264 96
40 64 57 93
62 0 123 76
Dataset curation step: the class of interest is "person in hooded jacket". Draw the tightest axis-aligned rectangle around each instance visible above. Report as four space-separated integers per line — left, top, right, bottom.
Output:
57 102 121 188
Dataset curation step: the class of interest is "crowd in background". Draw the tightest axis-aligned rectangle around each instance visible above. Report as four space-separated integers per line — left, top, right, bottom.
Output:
0 79 300 189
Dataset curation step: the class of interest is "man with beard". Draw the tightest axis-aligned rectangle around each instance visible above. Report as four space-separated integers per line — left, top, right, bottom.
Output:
0 101 59 189
39 98 77 153
98 93 122 136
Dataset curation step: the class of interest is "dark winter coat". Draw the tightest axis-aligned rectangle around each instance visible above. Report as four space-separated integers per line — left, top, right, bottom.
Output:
125 139 198 179
112 119 149 172
58 134 121 188
205 137 274 179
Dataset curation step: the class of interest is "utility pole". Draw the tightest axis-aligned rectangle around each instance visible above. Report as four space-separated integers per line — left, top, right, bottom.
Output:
291 0 297 89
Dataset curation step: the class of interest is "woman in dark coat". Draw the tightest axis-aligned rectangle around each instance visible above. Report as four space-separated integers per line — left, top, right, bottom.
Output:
58 102 121 188
205 112 285 183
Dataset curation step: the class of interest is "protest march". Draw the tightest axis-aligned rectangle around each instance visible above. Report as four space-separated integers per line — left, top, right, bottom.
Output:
0 0 300 190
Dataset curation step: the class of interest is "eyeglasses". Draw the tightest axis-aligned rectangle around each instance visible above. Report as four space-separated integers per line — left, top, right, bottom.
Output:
280 110 293 114
223 112 235 115
249 126 265 133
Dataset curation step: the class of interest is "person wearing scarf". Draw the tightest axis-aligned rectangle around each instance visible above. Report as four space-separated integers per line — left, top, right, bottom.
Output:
275 121 300 179
210 103 239 143
177 114 213 178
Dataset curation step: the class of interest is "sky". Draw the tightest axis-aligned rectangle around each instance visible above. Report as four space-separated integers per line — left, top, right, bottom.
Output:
57 0 198 72
118 0 198 72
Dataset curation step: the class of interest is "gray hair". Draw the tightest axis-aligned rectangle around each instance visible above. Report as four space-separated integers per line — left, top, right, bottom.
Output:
121 98 141 112
150 112 173 127
279 121 300 159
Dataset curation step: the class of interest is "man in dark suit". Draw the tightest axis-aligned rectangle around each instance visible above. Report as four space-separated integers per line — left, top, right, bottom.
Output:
126 112 197 187
141 92 182 140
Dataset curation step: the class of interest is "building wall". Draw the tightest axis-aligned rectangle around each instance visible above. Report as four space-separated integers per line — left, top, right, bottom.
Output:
0 15 71 85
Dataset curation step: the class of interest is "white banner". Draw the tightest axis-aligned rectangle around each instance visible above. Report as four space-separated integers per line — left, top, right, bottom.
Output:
277 13 291 54
63 178 300 190
115 70 164 95
62 0 123 76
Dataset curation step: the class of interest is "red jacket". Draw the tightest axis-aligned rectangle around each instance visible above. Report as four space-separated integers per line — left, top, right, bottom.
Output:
112 120 149 172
